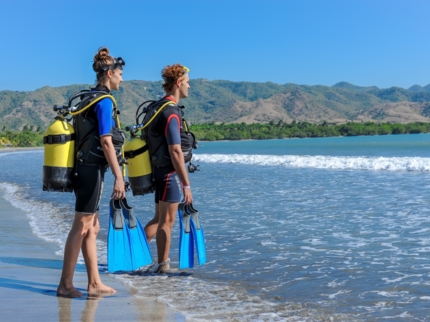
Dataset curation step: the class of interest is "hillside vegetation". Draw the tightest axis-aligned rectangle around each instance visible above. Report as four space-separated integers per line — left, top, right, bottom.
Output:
1 80 430 132
2 121 430 148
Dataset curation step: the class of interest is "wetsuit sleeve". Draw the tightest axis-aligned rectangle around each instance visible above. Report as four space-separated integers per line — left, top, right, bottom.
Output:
165 114 181 145
94 98 115 136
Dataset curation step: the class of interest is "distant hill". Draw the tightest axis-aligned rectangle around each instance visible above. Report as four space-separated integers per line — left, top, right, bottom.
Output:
332 81 379 92
408 84 430 92
1 80 430 131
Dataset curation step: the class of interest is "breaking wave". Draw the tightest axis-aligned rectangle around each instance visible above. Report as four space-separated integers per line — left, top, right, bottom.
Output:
194 154 430 172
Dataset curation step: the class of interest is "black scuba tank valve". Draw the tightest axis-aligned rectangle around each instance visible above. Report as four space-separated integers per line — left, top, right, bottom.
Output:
125 123 144 137
53 104 71 117
188 162 200 173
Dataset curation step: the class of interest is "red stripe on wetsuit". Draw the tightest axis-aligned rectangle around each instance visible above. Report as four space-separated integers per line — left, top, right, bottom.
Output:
161 171 174 201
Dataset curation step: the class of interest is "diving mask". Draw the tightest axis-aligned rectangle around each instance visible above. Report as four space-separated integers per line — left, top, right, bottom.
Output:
100 57 125 72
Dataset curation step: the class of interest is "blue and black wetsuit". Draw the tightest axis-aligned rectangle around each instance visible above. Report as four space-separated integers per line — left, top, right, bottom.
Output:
73 85 123 213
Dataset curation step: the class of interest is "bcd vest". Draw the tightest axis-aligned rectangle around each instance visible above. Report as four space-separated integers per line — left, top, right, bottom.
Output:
144 99 196 168
74 95 125 166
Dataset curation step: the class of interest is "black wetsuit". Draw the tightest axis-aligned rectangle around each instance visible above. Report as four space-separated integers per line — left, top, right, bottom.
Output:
145 96 194 203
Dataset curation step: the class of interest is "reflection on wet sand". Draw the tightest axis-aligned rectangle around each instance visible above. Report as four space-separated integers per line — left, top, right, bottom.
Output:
57 291 177 322
58 296 100 322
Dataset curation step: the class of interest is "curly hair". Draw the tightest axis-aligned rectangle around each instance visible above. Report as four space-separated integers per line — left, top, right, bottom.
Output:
92 47 115 84
161 64 188 92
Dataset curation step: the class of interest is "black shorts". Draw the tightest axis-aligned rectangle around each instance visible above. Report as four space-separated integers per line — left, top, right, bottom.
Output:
74 165 107 214
154 167 182 204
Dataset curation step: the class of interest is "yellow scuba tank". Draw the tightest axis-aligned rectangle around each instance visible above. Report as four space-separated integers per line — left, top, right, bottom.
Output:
43 116 75 192
123 100 176 196
124 136 153 196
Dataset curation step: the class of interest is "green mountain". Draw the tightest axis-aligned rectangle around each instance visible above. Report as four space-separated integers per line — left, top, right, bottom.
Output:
408 84 430 92
332 81 379 92
1 80 430 131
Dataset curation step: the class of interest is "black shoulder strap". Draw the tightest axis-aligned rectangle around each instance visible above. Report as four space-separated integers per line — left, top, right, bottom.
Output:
69 91 117 116
141 99 177 130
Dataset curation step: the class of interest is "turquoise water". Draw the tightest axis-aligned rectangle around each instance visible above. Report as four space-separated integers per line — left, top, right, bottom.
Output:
198 134 430 157
1 134 430 321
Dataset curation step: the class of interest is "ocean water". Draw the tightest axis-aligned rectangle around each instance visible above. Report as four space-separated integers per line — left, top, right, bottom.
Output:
2 134 430 321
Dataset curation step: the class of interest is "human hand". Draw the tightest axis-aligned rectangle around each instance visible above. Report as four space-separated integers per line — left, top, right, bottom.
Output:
112 176 125 200
183 187 192 205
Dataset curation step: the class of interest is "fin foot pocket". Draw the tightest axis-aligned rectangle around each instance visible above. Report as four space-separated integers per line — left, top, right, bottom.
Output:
179 202 195 269
187 203 207 266
108 199 133 272
120 197 152 270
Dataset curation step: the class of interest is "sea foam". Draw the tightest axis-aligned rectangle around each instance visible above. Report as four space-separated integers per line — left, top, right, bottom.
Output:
194 154 430 172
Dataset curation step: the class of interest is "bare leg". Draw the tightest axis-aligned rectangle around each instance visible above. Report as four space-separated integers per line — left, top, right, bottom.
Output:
156 201 178 263
57 212 95 297
81 212 116 294
144 203 160 242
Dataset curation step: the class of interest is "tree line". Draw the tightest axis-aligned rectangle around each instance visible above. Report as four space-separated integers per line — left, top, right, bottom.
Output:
0 125 43 147
190 121 430 141
1 121 430 147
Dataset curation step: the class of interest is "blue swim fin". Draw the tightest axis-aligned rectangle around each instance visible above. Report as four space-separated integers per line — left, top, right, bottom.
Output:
120 198 152 270
187 203 207 266
178 202 194 269
107 199 133 272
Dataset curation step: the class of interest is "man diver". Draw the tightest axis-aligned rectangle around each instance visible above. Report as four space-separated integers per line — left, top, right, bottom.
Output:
143 64 194 273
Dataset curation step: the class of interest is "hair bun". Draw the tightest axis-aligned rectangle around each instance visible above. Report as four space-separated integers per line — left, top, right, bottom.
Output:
93 47 112 73
94 47 109 61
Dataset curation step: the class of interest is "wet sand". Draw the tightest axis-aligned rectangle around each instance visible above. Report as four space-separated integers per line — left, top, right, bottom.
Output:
0 192 184 321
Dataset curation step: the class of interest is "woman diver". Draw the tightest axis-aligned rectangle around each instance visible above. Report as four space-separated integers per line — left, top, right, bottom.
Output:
56 47 125 297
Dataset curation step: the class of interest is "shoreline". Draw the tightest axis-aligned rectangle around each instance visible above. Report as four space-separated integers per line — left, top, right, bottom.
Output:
0 146 43 153
0 190 183 321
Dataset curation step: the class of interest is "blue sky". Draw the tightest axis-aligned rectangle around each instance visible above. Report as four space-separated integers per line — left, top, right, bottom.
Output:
2 0 430 91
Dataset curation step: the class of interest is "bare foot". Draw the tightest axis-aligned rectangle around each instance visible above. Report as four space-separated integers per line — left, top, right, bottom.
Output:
57 285 83 298
87 282 116 295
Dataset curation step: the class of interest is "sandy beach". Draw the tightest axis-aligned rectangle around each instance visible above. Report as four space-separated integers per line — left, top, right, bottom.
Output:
0 191 183 322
